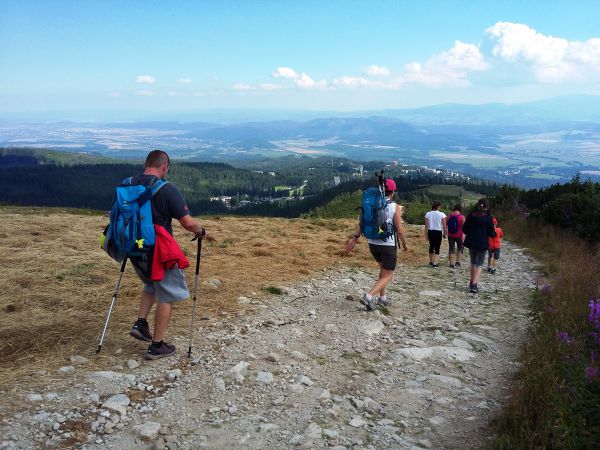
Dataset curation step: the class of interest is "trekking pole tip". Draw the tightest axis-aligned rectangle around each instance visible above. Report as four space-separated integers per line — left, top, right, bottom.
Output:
96 345 102 354
187 347 192 358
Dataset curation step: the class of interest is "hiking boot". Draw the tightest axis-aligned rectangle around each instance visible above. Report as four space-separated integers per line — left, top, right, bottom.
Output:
491 268 496 275
432 264 439 268
486 267 492 273
429 261 434 266
145 341 176 360
469 284 479 294
455 261 461 267
377 296 392 306
449 264 455 269
360 294 376 311
130 320 152 342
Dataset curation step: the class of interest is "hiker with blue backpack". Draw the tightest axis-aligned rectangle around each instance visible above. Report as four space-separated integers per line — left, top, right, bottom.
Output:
100 150 210 359
446 203 465 268
346 176 408 311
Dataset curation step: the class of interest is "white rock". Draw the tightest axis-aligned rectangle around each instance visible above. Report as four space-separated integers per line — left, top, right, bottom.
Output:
102 394 130 416
349 417 367 428
43 392 59 402
429 416 445 426
58 366 75 375
419 290 443 297
287 384 304 394
323 428 339 438
297 375 313 386
203 279 222 289
256 371 274 384
267 352 281 362
238 296 251 304
27 393 43 402
127 359 140 370
166 369 182 381
325 324 339 333
362 320 385 336
291 350 308 361
133 421 161 441
317 389 331 402
259 423 279 432
229 361 249 382
215 377 226 392
69 355 88 364
304 423 322 438
428 374 462 388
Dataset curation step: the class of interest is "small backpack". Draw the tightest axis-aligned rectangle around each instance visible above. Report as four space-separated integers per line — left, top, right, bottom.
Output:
102 177 167 262
359 187 394 241
447 214 460 234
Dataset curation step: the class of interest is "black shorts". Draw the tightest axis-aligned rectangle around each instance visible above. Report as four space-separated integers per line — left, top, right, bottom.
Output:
489 248 501 259
369 244 397 271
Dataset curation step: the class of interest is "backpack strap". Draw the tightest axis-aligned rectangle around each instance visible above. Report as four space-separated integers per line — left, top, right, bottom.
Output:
136 179 168 208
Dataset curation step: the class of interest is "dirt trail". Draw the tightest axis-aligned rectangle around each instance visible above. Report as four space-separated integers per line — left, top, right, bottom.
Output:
0 241 538 450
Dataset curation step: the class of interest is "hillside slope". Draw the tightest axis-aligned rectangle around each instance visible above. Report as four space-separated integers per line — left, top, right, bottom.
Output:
0 208 539 449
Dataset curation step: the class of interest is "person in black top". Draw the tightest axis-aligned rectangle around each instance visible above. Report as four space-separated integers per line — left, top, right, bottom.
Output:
129 150 210 359
462 198 495 294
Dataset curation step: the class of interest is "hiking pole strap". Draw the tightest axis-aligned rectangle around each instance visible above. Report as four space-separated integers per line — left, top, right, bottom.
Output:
97 257 127 353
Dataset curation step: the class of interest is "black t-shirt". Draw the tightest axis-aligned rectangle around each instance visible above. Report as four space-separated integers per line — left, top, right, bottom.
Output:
132 175 190 235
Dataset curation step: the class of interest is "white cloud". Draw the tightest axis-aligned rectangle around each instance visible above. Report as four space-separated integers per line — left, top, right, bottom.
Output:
334 76 374 88
135 90 154 96
365 65 390 76
271 66 326 89
259 83 282 91
167 91 183 97
177 78 192 84
401 40 489 87
232 83 252 91
272 67 299 79
486 22 600 82
135 75 156 84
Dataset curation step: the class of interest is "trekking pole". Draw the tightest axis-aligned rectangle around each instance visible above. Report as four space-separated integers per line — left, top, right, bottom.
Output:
494 267 498 293
97 257 127 354
188 236 203 358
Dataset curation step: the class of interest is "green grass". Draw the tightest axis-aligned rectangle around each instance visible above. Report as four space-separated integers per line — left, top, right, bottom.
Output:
264 286 284 295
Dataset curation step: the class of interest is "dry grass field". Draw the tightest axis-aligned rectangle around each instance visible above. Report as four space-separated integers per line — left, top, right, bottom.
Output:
0 206 425 387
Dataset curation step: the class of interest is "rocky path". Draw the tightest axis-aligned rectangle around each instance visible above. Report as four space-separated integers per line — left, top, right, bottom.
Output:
0 241 538 450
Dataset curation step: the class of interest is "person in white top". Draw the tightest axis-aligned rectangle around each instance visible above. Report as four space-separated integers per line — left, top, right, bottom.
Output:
424 201 446 268
346 179 408 311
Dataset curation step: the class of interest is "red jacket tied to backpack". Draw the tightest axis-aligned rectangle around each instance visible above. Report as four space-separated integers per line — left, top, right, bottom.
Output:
151 225 190 281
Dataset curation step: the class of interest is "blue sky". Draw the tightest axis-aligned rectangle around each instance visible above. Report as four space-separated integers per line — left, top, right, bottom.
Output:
1 0 599 118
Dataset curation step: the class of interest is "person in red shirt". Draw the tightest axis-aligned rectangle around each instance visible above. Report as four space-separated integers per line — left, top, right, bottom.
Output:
487 217 503 274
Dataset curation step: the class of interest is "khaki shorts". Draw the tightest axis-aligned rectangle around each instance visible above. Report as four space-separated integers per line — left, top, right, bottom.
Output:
132 258 189 304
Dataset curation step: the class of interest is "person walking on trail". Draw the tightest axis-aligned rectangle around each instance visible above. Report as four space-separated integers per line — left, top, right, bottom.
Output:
346 179 408 311
487 217 504 274
462 198 495 293
446 203 465 269
128 150 210 360
424 201 446 268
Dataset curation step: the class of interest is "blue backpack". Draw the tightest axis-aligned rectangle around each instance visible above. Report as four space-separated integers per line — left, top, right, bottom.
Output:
102 177 167 261
447 214 460 234
359 187 394 241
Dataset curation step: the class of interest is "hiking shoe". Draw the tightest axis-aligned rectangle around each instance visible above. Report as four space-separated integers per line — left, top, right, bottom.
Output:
360 294 376 311
491 268 496 275
130 320 152 342
455 261 461 267
449 264 455 269
432 264 439 268
469 284 479 294
429 262 434 266
145 341 176 360
377 297 392 306
486 267 492 273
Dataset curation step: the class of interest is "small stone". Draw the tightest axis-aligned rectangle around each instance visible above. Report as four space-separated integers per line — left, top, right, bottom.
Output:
166 369 182 382
317 389 331 402
267 352 281 363
133 422 162 441
102 394 130 416
296 375 313 386
304 423 322 439
58 366 76 375
27 393 43 402
349 417 366 428
69 355 89 364
325 324 338 333
203 279 222 289
291 351 308 361
127 359 140 370
229 361 249 382
256 371 274 384
429 416 445 426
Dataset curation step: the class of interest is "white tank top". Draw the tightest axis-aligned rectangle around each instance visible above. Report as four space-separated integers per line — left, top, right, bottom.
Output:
367 202 397 247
